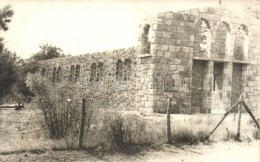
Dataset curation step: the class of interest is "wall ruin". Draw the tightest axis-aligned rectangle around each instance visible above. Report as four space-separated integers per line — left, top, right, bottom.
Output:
37 6 260 115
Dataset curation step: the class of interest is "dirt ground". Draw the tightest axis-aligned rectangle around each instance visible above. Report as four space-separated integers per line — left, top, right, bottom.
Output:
0 141 259 162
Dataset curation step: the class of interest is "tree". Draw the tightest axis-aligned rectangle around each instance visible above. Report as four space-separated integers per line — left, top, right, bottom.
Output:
0 49 18 99
0 4 14 31
31 44 65 61
0 5 14 52
10 44 66 101
0 5 14 101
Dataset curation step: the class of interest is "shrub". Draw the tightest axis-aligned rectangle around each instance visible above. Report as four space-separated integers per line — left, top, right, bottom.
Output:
26 73 81 139
171 127 208 144
110 116 124 147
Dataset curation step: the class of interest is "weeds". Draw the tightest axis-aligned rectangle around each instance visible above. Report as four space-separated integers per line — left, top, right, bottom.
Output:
110 116 124 147
249 118 260 140
171 127 208 144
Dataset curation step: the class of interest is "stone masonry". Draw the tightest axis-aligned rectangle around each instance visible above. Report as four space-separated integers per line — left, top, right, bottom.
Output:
37 6 260 115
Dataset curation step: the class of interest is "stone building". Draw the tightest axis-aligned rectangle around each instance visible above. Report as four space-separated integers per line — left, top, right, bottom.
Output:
37 6 260 114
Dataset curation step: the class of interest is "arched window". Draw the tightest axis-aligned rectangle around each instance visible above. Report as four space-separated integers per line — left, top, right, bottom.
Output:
90 63 96 82
234 24 249 60
143 24 151 54
214 22 230 58
41 68 46 78
52 67 56 83
70 65 75 82
57 66 62 82
116 60 123 80
124 59 131 81
75 65 80 82
97 62 104 81
195 19 211 57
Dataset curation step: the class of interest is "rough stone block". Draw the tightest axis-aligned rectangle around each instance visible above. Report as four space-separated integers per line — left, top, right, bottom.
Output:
158 12 166 18
202 13 210 19
163 32 171 38
171 20 180 26
162 45 169 51
169 45 175 52
164 39 175 45
170 65 177 70
199 7 208 13
190 9 199 16
164 19 172 25
165 12 173 19
164 52 170 57
177 27 186 33
157 101 164 108
167 26 177 32
157 24 168 31
209 14 220 21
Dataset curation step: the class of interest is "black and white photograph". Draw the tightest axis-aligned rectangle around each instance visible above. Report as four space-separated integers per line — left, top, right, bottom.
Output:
0 0 259 161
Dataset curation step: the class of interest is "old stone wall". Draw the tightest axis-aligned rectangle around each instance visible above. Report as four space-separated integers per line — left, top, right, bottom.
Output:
37 47 140 111
136 6 260 114
180 7 260 114
36 6 260 115
138 12 195 114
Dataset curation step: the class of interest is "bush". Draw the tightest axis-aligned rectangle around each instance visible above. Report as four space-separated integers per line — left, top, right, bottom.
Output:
171 127 208 144
26 73 81 139
110 116 124 147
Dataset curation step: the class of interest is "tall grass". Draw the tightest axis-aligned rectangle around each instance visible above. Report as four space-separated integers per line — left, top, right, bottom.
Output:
1 109 259 154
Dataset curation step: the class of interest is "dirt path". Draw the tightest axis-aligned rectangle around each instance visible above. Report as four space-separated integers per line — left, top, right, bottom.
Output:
0 141 259 162
138 141 259 162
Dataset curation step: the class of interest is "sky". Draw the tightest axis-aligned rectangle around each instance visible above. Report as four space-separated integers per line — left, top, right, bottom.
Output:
0 0 259 59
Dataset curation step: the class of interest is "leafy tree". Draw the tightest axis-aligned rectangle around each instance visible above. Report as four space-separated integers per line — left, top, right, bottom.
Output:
11 44 66 101
0 5 14 52
0 4 14 31
0 5 14 101
0 49 18 99
31 44 65 61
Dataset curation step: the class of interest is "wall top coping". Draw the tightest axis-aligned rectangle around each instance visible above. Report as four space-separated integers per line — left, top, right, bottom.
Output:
142 6 257 25
38 46 137 64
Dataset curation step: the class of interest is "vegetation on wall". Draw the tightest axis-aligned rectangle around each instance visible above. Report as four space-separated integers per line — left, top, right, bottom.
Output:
31 44 66 61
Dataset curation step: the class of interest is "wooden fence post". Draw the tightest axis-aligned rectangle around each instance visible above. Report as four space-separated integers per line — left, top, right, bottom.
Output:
204 100 241 141
79 98 86 149
236 95 243 141
166 98 172 144
241 101 260 129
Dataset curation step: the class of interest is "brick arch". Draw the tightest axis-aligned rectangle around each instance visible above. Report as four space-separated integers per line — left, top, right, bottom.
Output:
195 18 210 29
41 67 46 78
90 63 96 82
239 24 248 35
142 24 151 54
97 62 104 81
57 66 62 82
212 21 231 58
75 65 80 82
234 24 249 60
221 21 231 32
194 18 211 57
124 59 131 81
52 67 56 83
116 59 123 80
70 65 75 82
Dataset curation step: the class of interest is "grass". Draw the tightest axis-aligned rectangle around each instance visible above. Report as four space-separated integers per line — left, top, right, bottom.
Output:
0 108 259 155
